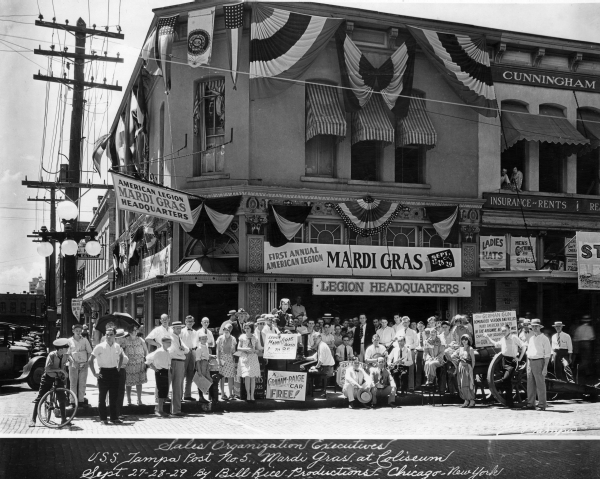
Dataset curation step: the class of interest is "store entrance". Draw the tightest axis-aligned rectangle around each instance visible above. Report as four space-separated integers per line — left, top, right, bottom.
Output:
188 284 238 329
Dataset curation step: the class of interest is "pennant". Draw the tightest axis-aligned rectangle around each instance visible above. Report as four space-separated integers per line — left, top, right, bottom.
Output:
91 134 109 176
112 243 122 279
103 130 119 170
115 115 127 166
335 25 415 115
155 15 179 92
250 4 343 98
132 75 148 170
224 2 244 89
268 204 313 247
335 197 402 237
141 28 161 76
408 26 497 117
188 8 215 67
426 206 460 243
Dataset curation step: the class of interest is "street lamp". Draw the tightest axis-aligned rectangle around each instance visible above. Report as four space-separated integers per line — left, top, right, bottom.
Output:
56 200 78 222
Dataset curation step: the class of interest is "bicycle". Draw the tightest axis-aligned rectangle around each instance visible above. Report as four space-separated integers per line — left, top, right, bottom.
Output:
37 377 78 428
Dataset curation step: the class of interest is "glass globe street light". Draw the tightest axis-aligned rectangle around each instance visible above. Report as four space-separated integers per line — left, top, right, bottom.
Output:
61 239 79 256
85 239 102 256
56 200 79 222
37 241 54 257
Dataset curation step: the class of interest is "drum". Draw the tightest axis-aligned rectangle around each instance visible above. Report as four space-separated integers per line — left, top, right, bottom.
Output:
336 361 368 388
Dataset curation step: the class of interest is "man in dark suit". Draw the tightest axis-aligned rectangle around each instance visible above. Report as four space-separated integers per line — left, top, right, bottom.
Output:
353 314 375 362
370 357 397 407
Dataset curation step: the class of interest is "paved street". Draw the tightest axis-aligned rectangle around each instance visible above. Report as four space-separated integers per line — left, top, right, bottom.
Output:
2 378 600 437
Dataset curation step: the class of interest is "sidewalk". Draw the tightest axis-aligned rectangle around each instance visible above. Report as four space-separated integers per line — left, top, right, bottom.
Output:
75 369 463 417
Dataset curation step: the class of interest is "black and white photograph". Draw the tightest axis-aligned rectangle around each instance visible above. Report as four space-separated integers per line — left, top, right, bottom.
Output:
1 0 600 477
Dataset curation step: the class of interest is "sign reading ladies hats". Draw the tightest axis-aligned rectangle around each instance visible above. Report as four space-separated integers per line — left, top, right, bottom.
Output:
266 370 307 401
111 172 194 226
576 231 600 290
510 236 536 271
264 243 462 278
479 235 506 270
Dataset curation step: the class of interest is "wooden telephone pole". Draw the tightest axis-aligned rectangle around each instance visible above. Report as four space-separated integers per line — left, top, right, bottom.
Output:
30 17 123 337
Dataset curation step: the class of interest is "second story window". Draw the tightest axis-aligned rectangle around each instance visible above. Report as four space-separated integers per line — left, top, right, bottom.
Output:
309 223 342 244
577 108 600 195
305 82 346 177
194 79 225 176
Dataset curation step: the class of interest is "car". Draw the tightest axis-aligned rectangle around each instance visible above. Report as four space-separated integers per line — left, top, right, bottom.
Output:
0 322 47 390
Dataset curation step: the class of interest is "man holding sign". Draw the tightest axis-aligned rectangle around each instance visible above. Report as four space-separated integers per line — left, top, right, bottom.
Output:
484 324 525 408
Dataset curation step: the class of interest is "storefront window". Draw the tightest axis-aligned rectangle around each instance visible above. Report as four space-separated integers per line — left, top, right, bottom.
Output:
384 226 416 247
309 223 342 244
422 227 452 248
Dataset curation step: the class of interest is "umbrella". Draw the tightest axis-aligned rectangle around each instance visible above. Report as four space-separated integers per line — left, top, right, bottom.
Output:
95 312 140 334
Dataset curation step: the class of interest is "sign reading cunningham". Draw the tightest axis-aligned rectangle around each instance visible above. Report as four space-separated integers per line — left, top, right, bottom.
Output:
111 172 194 225
491 65 599 92
264 243 462 278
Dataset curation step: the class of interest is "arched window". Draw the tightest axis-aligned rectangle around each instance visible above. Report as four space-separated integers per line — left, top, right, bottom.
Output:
193 78 226 176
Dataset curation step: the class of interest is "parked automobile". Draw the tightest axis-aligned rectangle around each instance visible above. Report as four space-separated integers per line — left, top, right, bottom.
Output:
0 322 47 389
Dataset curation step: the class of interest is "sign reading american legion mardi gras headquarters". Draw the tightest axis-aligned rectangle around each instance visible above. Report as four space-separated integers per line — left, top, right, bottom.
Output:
264 243 462 278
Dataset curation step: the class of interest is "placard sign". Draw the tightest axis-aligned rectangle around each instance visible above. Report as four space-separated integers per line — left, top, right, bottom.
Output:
510 237 536 271
565 236 577 256
111 172 194 225
576 231 600 290
264 243 462 278
263 333 299 359
313 278 471 297
480 235 506 270
141 245 171 279
473 310 517 348
71 298 83 319
266 370 307 401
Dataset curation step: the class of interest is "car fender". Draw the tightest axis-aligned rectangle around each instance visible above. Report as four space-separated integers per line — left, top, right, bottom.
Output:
17 356 46 381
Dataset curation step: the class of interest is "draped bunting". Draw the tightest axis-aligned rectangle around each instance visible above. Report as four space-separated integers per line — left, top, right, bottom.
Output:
305 83 346 142
250 3 342 98
426 206 460 243
183 196 242 240
335 25 416 116
408 26 497 117
268 204 313 247
334 197 402 237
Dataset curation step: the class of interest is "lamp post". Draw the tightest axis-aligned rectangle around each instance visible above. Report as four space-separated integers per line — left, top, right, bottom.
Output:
33 200 100 337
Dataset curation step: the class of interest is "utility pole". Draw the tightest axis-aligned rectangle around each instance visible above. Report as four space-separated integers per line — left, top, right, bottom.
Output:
29 17 123 338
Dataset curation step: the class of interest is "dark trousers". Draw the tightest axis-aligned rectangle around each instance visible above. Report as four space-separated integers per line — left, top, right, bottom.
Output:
98 368 119 421
392 366 409 394
115 368 126 417
501 356 517 405
553 349 569 382
32 374 66 423
414 351 424 388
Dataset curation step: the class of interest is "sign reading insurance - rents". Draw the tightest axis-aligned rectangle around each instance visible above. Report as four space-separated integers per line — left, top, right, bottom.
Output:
111 172 194 225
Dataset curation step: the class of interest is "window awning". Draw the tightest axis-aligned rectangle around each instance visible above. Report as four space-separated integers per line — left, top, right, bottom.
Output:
175 257 234 275
306 83 346 142
396 94 437 150
501 103 589 155
80 281 109 302
351 94 394 145
577 108 600 153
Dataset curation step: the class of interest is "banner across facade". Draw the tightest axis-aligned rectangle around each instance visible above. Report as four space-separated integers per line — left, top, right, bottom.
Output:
111 172 194 225
264 242 462 278
313 278 471 297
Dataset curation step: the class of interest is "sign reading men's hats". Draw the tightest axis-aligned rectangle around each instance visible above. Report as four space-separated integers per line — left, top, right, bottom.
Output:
576 231 600 290
111 172 194 226
188 8 215 67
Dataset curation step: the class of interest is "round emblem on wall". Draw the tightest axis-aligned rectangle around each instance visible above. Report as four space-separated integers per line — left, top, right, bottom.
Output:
188 29 211 56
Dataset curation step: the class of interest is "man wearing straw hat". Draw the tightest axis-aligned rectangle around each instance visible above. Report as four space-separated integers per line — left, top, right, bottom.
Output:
343 357 372 409
522 318 552 411
551 321 572 382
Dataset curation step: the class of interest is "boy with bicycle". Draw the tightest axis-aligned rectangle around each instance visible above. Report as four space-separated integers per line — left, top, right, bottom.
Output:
29 338 70 428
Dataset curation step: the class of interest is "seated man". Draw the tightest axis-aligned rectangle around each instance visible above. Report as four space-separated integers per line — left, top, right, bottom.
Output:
364 334 387 368
370 357 397 408
336 335 354 364
302 332 335 398
424 328 445 388
387 337 413 394
342 358 372 409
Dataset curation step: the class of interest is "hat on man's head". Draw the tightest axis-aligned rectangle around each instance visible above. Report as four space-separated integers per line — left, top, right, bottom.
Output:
256 318 267 325
238 308 246 313
115 329 129 339
161 336 172 343
582 315 592 322
53 338 70 348
552 321 565 328
171 321 183 328
227 310 237 316
357 390 373 404
72 323 83 330
522 318 531 325
530 318 543 326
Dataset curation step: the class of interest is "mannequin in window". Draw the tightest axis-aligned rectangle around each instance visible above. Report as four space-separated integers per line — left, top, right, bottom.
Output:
511 167 523 192
500 168 511 190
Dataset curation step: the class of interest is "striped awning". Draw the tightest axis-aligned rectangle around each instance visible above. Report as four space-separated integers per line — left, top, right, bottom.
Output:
577 108 600 153
351 95 394 145
396 94 437 150
306 83 346 142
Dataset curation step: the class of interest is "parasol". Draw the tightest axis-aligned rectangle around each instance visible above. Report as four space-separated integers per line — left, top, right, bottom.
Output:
95 312 140 334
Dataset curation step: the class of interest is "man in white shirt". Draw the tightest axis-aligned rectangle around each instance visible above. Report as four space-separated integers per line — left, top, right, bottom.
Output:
303 332 335 398
199 317 215 348
484 324 525 408
391 314 403 336
551 321 572 382
180 315 198 402
343 358 372 409
336 335 354 363
291 296 306 320
523 319 552 411
146 336 172 417
67 323 93 407
519 319 533 344
305 319 316 355
321 323 336 353
378 318 395 351
364 334 387 368
89 328 126 424
145 314 172 350
168 321 189 416
387 337 413 395
395 316 418 391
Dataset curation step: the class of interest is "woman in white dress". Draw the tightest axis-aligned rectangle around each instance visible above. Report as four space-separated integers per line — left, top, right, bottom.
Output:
237 322 261 402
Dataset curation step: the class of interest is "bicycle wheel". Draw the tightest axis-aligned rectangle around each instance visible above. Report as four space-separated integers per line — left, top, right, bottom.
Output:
37 388 78 428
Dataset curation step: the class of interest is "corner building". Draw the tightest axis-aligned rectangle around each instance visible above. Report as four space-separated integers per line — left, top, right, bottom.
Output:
102 1 600 332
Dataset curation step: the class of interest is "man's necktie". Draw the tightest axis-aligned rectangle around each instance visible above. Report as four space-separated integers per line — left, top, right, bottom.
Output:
359 326 364 340
259 333 263 347
187 328 192 331
344 347 348 361
204 328 208 335
557 332 561 347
